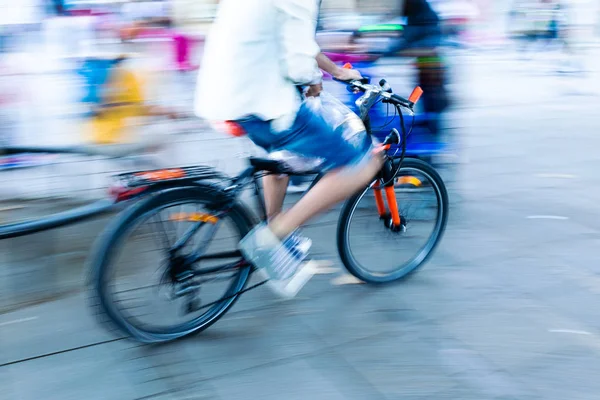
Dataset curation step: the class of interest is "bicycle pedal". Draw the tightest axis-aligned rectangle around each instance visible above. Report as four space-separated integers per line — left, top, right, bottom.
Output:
185 297 202 314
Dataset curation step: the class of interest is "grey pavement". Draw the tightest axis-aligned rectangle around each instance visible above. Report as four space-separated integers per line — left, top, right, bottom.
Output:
2 49 600 399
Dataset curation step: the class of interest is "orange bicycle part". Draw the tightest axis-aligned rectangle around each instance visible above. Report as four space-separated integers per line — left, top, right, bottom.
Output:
135 168 185 181
215 121 247 137
373 182 386 217
372 144 390 155
397 176 422 187
169 212 219 224
408 86 424 104
384 186 401 227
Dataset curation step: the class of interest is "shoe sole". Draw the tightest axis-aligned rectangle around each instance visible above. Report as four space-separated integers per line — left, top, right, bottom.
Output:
256 259 317 299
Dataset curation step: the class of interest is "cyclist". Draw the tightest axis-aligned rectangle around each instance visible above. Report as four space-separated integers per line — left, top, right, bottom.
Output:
195 0 383 297
396 0 449 129
400 0 442 51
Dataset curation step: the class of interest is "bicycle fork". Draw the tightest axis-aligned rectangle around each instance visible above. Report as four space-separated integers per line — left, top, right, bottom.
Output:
373 160 404 232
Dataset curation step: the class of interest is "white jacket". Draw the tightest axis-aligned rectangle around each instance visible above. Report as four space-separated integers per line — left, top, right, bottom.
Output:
195 0 322 126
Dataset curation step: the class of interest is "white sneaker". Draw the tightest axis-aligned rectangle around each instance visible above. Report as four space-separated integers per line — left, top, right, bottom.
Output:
239 224 315 298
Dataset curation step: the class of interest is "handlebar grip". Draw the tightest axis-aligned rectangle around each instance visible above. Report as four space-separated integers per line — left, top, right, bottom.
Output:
391 93 411 106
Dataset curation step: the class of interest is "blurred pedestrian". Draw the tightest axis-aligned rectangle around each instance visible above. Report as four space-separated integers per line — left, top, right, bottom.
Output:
78 52 180 162
392 0 450 132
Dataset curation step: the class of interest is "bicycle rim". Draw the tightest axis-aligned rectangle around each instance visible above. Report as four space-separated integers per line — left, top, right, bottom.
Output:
94 188 252 341
339 160 448 282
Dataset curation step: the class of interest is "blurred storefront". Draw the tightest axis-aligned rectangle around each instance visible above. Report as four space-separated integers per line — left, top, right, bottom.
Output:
170 0 218 35
323 0 399 13
170 0 400 33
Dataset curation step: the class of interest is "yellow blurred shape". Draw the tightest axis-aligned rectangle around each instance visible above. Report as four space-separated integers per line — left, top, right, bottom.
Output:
87 64 146 145
397 176 422 186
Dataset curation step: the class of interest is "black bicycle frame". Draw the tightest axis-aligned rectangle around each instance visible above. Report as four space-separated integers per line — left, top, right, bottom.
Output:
168 164 322 270
169 99 408 270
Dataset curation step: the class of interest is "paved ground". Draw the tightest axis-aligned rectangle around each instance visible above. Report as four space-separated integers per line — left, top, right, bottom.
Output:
2 48 600 399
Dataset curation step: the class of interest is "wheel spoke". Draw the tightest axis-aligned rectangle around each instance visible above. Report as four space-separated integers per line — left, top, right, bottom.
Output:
194 260 247 276
192 249 242 262
149 210 174 251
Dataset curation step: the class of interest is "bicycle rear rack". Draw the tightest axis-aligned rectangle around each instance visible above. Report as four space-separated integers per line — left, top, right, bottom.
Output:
114 165 231 189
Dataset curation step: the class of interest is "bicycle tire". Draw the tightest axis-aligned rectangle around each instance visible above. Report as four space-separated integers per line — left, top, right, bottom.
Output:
89 185 256 343
337 158 448 283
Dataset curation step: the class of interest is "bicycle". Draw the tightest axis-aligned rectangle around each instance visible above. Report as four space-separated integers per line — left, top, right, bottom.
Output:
89 78 449 343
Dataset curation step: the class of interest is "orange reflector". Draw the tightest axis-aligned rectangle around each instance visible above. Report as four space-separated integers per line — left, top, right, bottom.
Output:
343 63 353 69
408 86 423 104
170 212 219 224
397 176 422 187
135 168 185 181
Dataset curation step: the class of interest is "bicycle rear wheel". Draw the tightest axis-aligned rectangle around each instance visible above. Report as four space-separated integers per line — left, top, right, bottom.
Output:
337 158 448 283
89 185 255 343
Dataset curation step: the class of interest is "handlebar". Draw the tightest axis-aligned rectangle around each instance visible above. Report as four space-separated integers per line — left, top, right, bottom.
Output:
332 68 423 111
344 79 420 110
332 70 420 170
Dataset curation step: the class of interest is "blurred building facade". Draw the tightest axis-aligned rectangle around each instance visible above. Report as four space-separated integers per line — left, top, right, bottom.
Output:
170 0 401 32
162 0 600 41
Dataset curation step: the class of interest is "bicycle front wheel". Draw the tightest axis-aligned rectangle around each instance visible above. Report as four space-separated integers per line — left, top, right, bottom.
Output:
337 158 448 283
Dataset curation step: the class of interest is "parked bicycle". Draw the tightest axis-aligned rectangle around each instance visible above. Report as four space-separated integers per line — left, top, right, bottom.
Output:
89 78 449 343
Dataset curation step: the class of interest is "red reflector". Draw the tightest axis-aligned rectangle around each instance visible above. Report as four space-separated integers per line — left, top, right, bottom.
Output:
216 121 247 137
110 185 148 203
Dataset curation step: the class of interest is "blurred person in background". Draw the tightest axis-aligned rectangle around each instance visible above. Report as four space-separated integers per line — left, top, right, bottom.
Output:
509 0 558 53
401 0 443 47
196 0 381 296
508 0 582 72
79 50 180 161
545 0 581 72
393 0 450 133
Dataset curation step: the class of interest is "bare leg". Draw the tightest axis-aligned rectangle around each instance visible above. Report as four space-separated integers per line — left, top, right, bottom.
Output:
270 155 383 238
262 174 289 219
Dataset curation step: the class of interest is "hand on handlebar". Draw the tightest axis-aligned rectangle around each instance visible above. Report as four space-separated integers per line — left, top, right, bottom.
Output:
332 67 362 82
